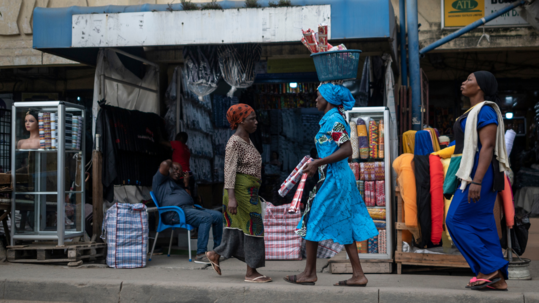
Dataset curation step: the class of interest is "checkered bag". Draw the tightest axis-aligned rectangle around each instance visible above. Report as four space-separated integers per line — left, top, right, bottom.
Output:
102 203 148 269
301 239 344 259
264 202 302 260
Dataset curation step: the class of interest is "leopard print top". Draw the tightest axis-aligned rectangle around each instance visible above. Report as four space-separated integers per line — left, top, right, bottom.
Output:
224 135 262 189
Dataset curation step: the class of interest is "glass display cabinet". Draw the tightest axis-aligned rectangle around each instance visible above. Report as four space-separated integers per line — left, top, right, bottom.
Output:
11 101 85 246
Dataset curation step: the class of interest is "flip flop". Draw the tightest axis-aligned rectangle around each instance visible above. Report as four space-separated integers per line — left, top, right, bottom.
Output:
245 275 272 283
283 275 316 285
334 280 367 287
470 278 501 290
479 285 508 292
465 277 478 288
205 252 221 276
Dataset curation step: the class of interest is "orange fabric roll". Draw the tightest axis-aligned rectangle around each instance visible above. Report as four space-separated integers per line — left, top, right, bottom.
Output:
500 174 515 228
393 154 418 228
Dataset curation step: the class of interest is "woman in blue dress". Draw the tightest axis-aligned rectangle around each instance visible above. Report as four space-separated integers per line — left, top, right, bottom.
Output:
284 83 378 286
446 71 509 291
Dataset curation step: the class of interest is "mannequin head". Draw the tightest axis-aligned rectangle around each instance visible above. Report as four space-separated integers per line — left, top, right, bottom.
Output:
25 110 39 133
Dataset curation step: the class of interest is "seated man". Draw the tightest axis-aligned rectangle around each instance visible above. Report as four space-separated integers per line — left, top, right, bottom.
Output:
152 159 222 263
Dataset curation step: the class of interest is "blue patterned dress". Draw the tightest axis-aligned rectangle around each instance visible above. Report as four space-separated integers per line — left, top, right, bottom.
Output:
296 108 378 245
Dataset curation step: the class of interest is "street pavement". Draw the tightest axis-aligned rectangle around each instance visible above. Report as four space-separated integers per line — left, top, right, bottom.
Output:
0 254 538 303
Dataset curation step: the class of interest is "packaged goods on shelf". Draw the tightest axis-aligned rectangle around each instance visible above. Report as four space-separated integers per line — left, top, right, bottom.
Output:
379 230 387 254
349 163 359 181
365 181 375 207
357 180 365 198
357 118 369 159
378 119 384 159
368 208 386 220
38 113 45 148
376 181 386 207
369 120 378 158
360 162 385 181
356 240 368 253
350 121 359 159
50 113 57 149
368 236 379 254
373 220 386 229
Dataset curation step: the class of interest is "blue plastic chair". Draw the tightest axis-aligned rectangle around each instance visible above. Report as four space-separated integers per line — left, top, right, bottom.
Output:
148 191 202 262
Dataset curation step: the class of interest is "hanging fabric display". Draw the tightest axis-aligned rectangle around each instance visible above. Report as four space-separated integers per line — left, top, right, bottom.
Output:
350 121 359 159
183 46 221 101
218 44 262 97
369 120 378 158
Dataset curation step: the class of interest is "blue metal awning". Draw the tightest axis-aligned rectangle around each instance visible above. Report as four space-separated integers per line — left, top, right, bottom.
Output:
33 0 396 66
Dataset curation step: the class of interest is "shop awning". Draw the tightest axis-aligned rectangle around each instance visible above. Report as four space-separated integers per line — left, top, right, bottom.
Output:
33 0 397 66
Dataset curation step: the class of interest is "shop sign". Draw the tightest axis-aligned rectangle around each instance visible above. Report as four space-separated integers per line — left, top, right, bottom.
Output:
442 0 528 28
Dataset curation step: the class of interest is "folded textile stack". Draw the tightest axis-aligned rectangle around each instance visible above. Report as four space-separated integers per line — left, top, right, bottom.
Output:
39 113 45 149
356 240 368 254
365 181 375 207
379 230 387 254
50 113 57 149
360 162 385 181
357 180 365 198
65 113 73 149
264 202 303 260
349 163 359 180
357 119 369 159
378 119 384 159
376 180 385 206
373 220 386 229
43 112 51 149
368 236 379 254
368 208 386 220
350 121 359 159
369 120 378 158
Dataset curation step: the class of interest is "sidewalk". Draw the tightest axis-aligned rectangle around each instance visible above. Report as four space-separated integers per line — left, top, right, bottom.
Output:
0 254 538 303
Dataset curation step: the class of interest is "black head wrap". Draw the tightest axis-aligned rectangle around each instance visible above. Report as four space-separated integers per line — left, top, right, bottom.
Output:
473 71 499 102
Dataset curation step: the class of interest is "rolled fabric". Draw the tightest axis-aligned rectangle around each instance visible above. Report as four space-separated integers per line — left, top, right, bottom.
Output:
429 154 444 245
378 119 384 159
500 174 515 228
369 120 378 158
441 157 453 242
356 240 368 253
288 173 308 214
357 119 369 159
375 162 385 180
360 162 377 181
279 156 313 197
350 121 360 159
368 208 386 220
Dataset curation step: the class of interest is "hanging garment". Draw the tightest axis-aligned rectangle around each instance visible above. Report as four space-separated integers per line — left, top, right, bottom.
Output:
505 129 516 156
392 154 420 241
414 155 431 247
429 155 444 245
441 158 453 242
424 128 441 152
446 103 509 280
432 145 455 159
414 131 434 156
402 130 417 154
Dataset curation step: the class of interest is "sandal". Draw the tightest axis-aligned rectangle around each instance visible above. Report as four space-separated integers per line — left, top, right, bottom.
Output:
465 277 477 288
479 285 508 292
245 275 272 283
205 252 221 276
283 275 316 285
470 278 501 290
334 280 367 287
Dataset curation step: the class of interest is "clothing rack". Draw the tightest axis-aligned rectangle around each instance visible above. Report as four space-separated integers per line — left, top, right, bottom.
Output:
394 187 469 274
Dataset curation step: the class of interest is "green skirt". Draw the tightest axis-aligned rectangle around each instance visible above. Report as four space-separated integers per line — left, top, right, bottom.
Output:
223 173 264 237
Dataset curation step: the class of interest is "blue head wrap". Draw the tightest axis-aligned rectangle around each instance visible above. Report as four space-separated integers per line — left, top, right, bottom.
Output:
318 83 355 111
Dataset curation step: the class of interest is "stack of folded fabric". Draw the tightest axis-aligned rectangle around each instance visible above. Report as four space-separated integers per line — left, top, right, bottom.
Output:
378 230 387 254
264 202 303 260
368 236 379 254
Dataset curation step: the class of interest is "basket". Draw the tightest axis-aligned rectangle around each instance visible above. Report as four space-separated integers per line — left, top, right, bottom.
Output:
311 50 362 82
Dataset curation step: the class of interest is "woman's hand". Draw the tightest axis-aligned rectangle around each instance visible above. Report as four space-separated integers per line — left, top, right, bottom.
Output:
303 160 319 178
227 197 238 215
468 183 481 203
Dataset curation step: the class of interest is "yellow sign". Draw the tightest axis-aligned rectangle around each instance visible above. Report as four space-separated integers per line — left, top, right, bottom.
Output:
444 0 485 28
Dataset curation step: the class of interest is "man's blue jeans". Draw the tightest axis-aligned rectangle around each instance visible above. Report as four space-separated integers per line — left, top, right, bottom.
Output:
181 206 223 255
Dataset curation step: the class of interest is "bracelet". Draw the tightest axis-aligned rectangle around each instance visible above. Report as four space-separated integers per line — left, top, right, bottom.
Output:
471 181 482 186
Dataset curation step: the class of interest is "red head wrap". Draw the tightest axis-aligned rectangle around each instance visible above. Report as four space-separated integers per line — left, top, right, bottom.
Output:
226 104 254 130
